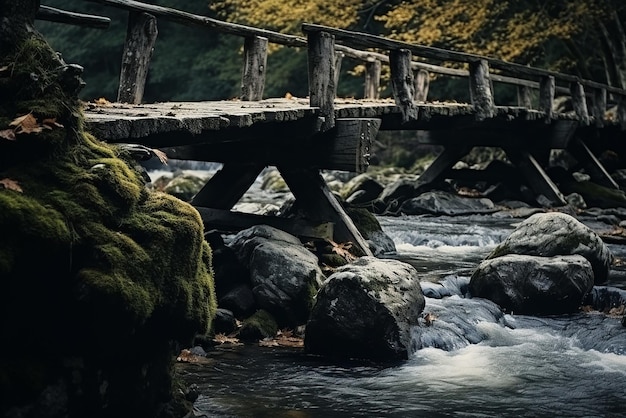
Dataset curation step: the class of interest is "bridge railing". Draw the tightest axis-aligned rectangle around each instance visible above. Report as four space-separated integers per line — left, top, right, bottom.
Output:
38 0 626 130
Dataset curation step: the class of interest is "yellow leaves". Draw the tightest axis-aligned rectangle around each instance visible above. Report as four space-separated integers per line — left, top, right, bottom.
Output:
329 240 357 262
259 329 304 348
1 112 64 140
0 178 23 193
213 333 243 346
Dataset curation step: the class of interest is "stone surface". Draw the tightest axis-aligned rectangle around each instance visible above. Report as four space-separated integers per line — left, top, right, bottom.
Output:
399 191 498 216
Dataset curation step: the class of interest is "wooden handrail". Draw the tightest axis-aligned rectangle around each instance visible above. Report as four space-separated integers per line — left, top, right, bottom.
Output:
302 23 626 98
36 5 111 29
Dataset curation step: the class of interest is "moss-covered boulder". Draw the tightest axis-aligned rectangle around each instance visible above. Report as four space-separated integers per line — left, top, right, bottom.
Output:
0 7 215 417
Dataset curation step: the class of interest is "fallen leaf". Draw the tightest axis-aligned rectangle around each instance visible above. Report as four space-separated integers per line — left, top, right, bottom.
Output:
0 129 16 140
152 148 168 165
94 97 111 106
213 333 242 346
329 240 357 262
176 349 211 364
0 178 23 192
285 92 293 99
42 117 64 130
10 113 43 135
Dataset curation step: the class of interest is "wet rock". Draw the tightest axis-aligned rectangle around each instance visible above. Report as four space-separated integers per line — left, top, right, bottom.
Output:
305 257 425 361
487 212 613 284
238 309 278 342
346 206 396 255
162 170 209 201
231 225 325 327
470 254 594 314
214 308 238 335
378 178 418 207
218 284 256 319
399 191 498 216
205 230 250 298
341 173 384 204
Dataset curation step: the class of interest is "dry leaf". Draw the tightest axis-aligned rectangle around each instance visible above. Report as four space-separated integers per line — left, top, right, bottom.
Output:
152 148 168 165
0 129 16 141
213 333 242 346
0 178 23 192
94 97 111 106
10 113 43 135
284 92 293 99
42 118 64 130
176 349 211 364
329 240 357 262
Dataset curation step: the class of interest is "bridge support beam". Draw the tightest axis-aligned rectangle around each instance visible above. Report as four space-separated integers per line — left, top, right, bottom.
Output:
567 137 620 189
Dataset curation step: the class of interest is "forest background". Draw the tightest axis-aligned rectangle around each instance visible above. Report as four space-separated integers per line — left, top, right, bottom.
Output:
36 1 626 110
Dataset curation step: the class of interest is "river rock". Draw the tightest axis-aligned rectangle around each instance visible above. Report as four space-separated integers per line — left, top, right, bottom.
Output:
346 207 396 255
470 254 594 314
305 257 425 361
230 225 325 327
341 173 384 204
399 190 498 216
487 212 613 284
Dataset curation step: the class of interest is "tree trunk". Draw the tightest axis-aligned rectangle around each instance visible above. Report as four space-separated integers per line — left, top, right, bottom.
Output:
0 0 40 55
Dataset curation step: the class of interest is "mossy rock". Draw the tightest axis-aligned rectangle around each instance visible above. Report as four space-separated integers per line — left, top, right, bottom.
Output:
238 309 279 341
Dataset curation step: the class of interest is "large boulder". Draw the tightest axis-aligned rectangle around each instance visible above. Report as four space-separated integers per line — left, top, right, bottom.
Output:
305 257 425 361
230 225 325 327
469 254 594 314
399 191 498 216
487 212 613 284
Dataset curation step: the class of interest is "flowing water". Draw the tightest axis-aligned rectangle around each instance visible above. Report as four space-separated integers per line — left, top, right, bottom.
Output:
181 212 626 418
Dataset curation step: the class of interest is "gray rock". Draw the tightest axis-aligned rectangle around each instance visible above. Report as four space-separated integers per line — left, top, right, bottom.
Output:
470 254 594 314
218 284 256 319
487 212 613 284
305 257 425 361
399 191 497 216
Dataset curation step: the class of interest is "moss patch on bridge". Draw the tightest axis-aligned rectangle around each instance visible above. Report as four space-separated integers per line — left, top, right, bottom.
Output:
0 25 215 417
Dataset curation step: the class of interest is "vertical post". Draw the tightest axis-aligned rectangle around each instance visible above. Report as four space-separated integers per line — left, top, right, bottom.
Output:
389 48 417 123
619 96 626 130
241 36 268 101
117 11 158 104
591 88 606 128
413 68 430 102
307 30 336 131
539 75 555 122
570 81 590 126
333 51 344 98
468 59 495 121
517 85 532 108
364 58 381 99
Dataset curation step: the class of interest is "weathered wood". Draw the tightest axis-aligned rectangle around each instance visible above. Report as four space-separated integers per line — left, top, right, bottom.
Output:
469 59 495 121
568 137 619 189
414 69 429 102
619 97 626 130
241 35 268 101
307 30 336 131
570 81 590 126
389 49 417 123
517 85 532 108
539 75 555 121
36 5 111 28
278 167 373 257
364 59 381 99
334 51 344 97
504 148 566 206
190 163 264 209
195 207 334 240
592 88 607 127
117 11 157 104
323 118 380 173
416 145 472 186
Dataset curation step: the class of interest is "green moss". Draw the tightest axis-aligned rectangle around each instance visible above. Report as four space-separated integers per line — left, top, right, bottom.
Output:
346 206 383 236
238 309 279 341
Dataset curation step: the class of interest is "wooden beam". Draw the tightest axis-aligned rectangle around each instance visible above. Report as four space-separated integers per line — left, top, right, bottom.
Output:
364 59 381 99
592 88 607 128
539 75 555 122
517 85 532 108
190 163 264 209
195 207 334 240
570 81 590 126
389 48 417 123
278 167 373 256
307 30 336 131
504 148 566 206
117 11 157 104
414 69 429 102
416 145 472 186
567 137 620 189
36 5 111 28
241 36 268 101
334 51 344 97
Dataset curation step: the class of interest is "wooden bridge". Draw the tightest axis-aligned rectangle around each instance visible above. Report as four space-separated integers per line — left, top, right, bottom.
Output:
38 0 626 257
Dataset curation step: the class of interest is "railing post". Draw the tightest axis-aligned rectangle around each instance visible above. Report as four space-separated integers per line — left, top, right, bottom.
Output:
334 51 344 98
592 87 607 128
364 58 381 99
517 85 532 108
570 81 590 126
307 30 336 131
468 59 495 121
389 48 417 123
620 97 626 130
414 68 429 102
539 75 555 122
241 35 268 101
117 11 157 104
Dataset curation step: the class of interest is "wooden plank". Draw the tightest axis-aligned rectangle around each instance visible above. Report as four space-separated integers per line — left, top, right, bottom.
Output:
364 59 381 99
567 137 619 189
389 48 417 123
307 30 336 131
334 51 344 97
592 88 607 128
195 207 334 240
117 11 158 104
278 167 373 256
469 59 495 121
416 145 472 186
504 148 566 206
36 5 111 28
414 69 429 103
241 36 268 101
539 75 555 122
517 85 532 108
190 163 264 209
